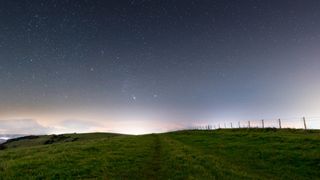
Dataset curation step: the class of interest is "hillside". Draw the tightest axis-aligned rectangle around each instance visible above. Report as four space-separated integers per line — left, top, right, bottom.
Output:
0 129 319 179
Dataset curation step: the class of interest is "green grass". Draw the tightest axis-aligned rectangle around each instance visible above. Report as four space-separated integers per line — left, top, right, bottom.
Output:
0 129 319 179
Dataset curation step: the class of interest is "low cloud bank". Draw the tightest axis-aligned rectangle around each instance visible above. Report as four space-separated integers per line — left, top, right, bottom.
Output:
0 117 188 135
0 119 51 135
53 119 107 134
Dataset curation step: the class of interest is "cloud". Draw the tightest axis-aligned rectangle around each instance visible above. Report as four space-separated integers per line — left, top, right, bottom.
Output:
0 119 51 134
53 119 107 134
0 119 108 135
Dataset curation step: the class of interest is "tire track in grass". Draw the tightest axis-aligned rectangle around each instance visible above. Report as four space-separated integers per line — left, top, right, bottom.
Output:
144 134 161 179
160 135 258 179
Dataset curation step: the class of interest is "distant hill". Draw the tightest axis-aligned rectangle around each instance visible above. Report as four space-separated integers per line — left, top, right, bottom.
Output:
0 129 319 179
0 134 28 144
0 132 120 149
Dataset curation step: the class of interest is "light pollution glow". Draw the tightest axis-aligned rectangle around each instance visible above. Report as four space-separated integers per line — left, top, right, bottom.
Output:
1 1 320 134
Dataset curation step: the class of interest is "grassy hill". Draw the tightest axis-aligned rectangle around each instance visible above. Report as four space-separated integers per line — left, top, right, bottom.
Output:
0 129 319 179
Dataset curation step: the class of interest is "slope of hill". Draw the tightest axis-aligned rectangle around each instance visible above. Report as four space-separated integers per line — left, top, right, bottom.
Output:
0 134 27 144
0 129 319 179
0 133 121 150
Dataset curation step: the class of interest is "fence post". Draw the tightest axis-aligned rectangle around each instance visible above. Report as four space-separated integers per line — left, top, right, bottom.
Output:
248 121 250 128
278 119 281 129
238 121 241 128
231 122 233 128
224 123 226 128
303 117 307 130
262 119 264 128
218 123 220 129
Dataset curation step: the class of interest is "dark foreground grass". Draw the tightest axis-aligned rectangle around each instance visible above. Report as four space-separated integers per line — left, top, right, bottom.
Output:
0 129 319 179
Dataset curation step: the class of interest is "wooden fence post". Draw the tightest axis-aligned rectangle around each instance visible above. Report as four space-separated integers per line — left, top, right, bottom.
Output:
262 119 264 128
238 121 241 128
303 117 307 130
278 119 281 129
230 122 233 128
248 121 250 128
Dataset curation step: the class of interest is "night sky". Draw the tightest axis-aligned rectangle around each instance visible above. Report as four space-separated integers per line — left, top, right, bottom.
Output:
1 0 320 134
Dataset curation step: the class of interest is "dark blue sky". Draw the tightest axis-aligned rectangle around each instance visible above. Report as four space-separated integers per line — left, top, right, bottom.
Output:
1 0 320 134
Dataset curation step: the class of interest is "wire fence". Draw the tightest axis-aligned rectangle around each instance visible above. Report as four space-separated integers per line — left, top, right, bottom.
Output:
192 117 320 130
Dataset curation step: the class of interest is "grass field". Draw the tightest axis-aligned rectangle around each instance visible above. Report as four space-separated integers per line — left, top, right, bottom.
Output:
0 129 319 179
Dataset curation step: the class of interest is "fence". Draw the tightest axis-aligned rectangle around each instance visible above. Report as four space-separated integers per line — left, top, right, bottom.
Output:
192 117 320 130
